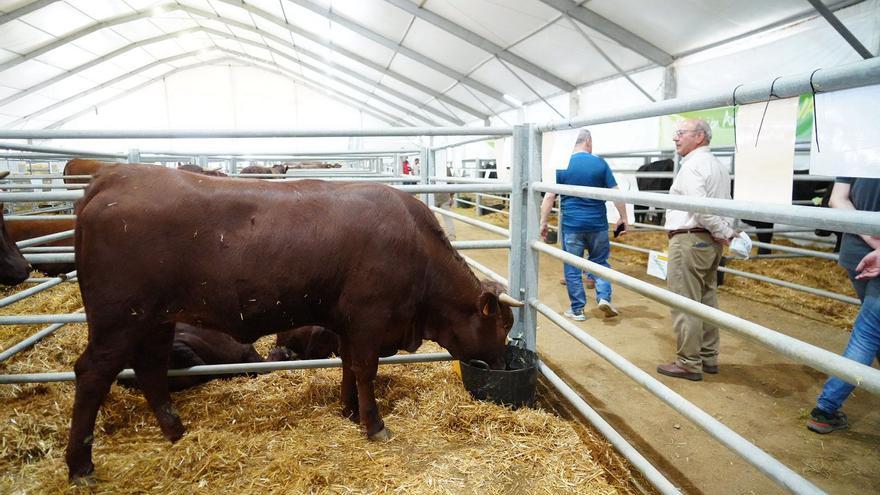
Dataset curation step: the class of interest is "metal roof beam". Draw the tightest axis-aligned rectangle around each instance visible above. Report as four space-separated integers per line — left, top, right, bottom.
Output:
805 0 874 59
11 30 424 129
382 0 575 92
179 4 483 122
0 8 156 73
175 10 450 124
268 0 513 108
44 56 403 129
0 27 203 108
536 0 673 66
0 0 60 26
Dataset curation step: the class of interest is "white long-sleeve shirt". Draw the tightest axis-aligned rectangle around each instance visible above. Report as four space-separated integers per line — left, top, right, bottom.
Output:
664 146 736 239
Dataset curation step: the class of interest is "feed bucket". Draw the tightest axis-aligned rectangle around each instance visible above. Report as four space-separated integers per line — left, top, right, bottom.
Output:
459 344 537 409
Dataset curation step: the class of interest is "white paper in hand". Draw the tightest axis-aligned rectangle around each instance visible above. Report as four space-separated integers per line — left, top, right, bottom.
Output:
729 232 752 260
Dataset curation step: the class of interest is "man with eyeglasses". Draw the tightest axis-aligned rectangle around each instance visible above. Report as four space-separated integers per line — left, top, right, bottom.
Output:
657 118 737 381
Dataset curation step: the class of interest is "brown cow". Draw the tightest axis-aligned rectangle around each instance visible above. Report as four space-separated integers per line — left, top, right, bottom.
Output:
62 158 119 184
6 218 75 275
239 164 288 175
0 172 32 285
284 162 342 170
268 326 339 361
66 164 521 481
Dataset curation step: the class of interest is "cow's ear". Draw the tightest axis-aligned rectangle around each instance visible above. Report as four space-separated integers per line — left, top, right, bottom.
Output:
478 291 500 317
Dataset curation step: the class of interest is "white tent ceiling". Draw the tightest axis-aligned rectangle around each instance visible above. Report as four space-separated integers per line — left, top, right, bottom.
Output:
0 0 876 130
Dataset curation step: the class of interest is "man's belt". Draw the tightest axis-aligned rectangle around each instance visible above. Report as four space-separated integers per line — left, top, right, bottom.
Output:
667 227 710 239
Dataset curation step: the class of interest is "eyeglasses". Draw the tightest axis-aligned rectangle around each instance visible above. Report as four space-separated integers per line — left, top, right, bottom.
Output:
672 129 700 139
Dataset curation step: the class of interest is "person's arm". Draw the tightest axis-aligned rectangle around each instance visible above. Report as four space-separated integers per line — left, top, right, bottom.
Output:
685 167 736 242
611 185 628 236
829 182 880 250
539 192 556 241
856 248 880 280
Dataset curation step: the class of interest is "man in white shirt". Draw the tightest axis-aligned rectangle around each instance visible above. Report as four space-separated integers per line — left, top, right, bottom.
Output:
657 118 736 381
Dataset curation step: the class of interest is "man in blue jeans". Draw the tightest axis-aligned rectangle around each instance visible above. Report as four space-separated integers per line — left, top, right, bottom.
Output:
808 177 880 433
539 129 628 321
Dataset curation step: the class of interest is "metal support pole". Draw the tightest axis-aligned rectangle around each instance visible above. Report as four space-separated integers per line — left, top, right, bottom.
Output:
507 124 541 349
127 148 140 163
425 146 435 207
198 155 208 167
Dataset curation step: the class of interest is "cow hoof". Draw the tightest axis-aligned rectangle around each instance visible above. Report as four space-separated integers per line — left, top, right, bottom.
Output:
368 427 393 442
69 470 96 487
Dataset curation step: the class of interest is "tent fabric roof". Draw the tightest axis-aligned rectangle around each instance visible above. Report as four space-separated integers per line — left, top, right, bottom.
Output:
0 0 874 129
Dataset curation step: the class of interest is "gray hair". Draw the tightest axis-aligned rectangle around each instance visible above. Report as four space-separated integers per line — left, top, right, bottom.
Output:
693 119 712 143
575 128 592 145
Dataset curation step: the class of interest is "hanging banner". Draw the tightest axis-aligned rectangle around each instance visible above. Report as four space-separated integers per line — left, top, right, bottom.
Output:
810 85 880 178
541 128 579 183
733 98 798 204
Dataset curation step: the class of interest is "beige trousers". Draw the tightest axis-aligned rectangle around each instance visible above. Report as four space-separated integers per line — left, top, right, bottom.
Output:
667 232 723 373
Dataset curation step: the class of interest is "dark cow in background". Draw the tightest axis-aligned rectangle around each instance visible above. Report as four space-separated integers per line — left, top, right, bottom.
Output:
268 326 339 361
239 164 288 175
6 218 75 275
66 164 522 481
634 158 674 225
741 170 836 254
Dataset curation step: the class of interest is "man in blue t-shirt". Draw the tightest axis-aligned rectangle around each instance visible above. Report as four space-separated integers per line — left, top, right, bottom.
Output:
807 177 880 434
539 129 628 321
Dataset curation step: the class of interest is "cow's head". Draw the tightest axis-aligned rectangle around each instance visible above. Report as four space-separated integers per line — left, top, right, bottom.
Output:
271 164 289 175
0 173 32 285
447 280 523 369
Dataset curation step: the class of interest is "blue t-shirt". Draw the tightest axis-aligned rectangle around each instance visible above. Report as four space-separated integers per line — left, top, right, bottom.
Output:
837 177 880 272
556 152 617 231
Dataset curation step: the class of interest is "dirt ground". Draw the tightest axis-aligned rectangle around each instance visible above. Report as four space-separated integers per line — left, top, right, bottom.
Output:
450 217 880 495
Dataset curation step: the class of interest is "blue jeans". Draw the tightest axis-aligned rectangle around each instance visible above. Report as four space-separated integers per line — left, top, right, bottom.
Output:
816 273 880 414
562 227 612 314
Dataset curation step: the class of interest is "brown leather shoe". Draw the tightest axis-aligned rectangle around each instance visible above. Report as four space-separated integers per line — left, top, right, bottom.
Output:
657 363 702 381
703 364 719 374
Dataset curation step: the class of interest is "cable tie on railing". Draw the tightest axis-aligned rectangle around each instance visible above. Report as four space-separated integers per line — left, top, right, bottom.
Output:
731 83 745 153
754 76 783 147
809 68 823 153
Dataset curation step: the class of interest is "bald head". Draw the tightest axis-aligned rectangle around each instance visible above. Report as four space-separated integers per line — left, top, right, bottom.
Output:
673 118 711 156
573 128 593 153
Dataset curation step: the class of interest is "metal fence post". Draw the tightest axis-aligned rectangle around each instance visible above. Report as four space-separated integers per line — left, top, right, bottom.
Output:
126 148 140 163
427 146 436 207
508 124 541 350
197 155 208 167
419 147 429 204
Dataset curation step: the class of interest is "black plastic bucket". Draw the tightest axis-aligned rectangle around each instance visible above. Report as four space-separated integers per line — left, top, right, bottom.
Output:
459 344 538 410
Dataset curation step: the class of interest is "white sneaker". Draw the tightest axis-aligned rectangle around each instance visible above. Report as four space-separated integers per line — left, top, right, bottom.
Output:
598 299 619 317
563 310 586 321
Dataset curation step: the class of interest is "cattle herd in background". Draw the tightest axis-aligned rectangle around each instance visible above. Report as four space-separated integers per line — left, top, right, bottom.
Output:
633 158 840 254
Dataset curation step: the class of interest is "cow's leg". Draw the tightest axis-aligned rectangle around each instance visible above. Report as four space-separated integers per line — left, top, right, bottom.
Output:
66 335 132 481
350 349 389 441
132 324 185 441
339 339 359 422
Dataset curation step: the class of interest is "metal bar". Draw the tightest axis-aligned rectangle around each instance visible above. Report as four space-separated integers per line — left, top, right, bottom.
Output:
538 362 682 495
431 135 504 151
397 184 512 194
0 0 59 26
0 271 76 309
22 253 75 264
532 301 824 495
430 176 501 184
429 206 509 236
460 254 508 286
0 323 68 363
540 57 880 131
750 241 839 261
0 141 124 158
20 247 75 253
16 229 74 248
7 215 77 221
450 240 511 250
382 0 575 92
0 351 454 384
532 241 880 395
806 0 874 59
719 266 859 305
536 0 674 66
0 127 513 139
535 182 880 236
0 313 86 325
